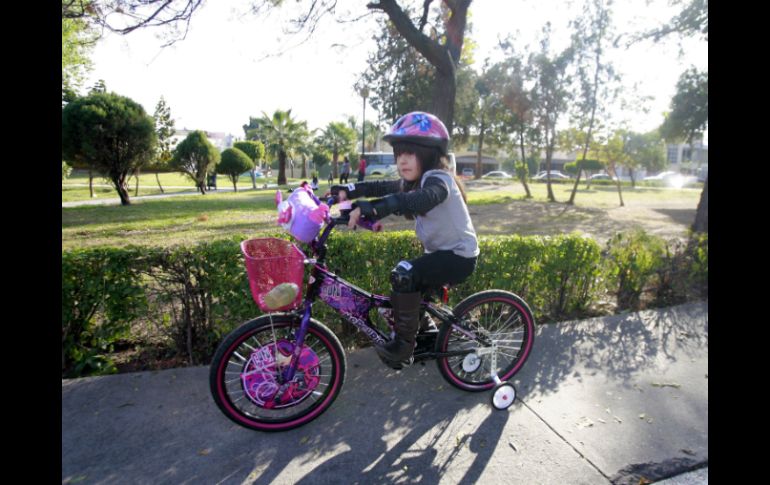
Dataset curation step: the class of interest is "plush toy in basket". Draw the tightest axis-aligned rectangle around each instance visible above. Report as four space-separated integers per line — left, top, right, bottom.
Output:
275 183 329 243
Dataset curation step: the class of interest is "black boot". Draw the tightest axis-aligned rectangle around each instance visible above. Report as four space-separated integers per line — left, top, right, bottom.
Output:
376 292 421 369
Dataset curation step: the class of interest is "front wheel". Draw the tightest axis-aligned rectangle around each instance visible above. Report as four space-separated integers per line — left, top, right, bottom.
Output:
437 290 535 392
209 314 346 432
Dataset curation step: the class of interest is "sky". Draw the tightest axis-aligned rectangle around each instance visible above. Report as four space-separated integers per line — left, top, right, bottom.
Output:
84 0 708 144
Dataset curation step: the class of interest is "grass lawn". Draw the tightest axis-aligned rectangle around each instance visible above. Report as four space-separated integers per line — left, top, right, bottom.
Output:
465 179 703 209
62 178 703 251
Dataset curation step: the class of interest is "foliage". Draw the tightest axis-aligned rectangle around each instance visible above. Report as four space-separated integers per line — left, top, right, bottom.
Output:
151 96 176 170
659 68 708 147
603 229 667 311
253 110 308 185
62 247 148 377
61 91 157 205
316 121 358 178
233 140 266 167
62 12 98 104
170 130 220 193
217 148 254 191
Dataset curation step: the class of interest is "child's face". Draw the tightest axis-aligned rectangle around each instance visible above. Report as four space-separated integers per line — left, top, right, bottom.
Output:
397 152 422 182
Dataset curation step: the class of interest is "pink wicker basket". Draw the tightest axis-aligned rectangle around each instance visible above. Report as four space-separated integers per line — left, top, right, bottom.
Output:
241 238 306 312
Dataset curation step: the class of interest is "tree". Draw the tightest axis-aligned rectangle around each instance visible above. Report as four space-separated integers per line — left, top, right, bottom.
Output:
151 96 176 194
589 130 628 206
62 92 157 205
492 42 537 198
256 110 307 186
362 15 435 125
316 121 358 180
567 0 619 205
530 24 574 202
170 131 220 194
255 0 472 132
624 130 667 187
62 12 97 104
630 0 707 233
631 0 707 44
234 140 266 189
659 68 708 150
63 0 205 47
218 148 254 192
659 67 707 232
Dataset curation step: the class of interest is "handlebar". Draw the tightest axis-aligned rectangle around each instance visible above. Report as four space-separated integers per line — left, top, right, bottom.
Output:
324 195 381 232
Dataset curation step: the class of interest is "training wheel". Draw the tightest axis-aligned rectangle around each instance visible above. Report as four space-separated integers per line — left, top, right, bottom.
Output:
491 382 516 410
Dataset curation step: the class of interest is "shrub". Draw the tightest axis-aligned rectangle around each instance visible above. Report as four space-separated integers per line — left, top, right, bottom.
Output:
604 230 667 311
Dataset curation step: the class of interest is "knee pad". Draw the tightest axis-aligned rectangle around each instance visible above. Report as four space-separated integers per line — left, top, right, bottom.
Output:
390 261 417 293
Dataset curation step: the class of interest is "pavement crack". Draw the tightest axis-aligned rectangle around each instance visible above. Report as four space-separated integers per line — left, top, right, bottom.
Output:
518 397 612 483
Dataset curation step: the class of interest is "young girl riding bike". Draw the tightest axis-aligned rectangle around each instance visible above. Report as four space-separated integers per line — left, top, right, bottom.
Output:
330 111 479 370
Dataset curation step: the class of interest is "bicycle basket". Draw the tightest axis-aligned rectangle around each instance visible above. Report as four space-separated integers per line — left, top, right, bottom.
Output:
241 238 306 312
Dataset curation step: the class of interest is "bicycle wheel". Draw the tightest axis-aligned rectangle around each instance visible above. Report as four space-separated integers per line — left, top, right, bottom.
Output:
209 314 346 431
437 290 535 392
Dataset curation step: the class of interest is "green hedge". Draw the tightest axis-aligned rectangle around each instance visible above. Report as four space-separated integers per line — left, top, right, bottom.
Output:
62 230 707 377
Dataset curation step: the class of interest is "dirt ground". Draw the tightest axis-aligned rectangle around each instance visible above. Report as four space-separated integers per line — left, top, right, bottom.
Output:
378 192 697 244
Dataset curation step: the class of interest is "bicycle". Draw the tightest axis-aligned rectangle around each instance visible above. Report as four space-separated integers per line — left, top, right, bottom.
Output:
209 184 536 431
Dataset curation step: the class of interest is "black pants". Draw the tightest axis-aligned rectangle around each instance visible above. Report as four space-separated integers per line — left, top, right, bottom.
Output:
396 250 476 293
340 173 349 184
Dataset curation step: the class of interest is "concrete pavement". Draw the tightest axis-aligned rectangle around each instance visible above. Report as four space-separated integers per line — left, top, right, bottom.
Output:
62 301 708 484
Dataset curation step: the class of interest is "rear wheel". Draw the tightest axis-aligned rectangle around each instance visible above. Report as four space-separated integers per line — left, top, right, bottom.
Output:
209 314 345 431
437 290 535 392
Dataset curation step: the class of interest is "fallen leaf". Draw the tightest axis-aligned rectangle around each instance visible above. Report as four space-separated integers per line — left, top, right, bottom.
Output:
508 440 518 451
197 449 211 456
576 417 594 429
613 416 623 423
681 449 696 456
651 382 681 389
639 413 646 419
299 436 309 445
597 418 607 424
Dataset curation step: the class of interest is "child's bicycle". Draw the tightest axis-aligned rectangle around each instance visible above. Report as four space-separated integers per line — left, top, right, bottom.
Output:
209 185 536 431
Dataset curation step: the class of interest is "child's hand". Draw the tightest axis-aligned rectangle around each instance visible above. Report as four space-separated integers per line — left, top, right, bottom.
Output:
347 207 361 229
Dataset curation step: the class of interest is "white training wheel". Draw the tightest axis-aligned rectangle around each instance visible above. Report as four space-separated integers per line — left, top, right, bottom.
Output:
491 382 516 410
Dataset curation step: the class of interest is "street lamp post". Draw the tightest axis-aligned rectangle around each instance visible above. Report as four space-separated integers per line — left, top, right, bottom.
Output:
360 86 369 162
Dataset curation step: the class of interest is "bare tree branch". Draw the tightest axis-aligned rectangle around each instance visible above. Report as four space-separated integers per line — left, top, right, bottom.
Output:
418 0 433 31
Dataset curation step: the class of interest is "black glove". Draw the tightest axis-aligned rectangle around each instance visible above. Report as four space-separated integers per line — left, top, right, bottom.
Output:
353 195 401 220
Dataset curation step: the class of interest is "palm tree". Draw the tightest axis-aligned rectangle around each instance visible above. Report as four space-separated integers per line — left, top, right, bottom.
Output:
257 109 306 186
316 121 357 180
290 124 316 180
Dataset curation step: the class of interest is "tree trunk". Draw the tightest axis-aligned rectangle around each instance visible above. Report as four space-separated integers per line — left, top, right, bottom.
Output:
114 177 131 205
250 169 257 190
545 132 557 202
134 167 141 196
518 131 532 198
301 156 307 179
233 179 238 192
692 176 708 233
278 150 287 186
89 169 95 198
155 172 165 193
609 164 624 206
433 68 457 133
475 116 484 179
332 152 339 179
290 160 295 179
198 181 207 194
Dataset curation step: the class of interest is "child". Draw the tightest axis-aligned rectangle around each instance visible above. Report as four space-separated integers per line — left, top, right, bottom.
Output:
330 111 479 369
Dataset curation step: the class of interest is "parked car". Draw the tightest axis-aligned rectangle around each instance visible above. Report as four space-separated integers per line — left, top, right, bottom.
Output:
461 168 475 177
642 171 678 181
482 170 512 179
589 173 618 181
532 170 570 180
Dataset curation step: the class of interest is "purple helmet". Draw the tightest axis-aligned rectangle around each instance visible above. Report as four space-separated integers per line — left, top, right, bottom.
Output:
382 111 450 155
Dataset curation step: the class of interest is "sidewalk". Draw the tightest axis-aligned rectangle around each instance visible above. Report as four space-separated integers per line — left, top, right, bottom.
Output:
62 301 708 484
